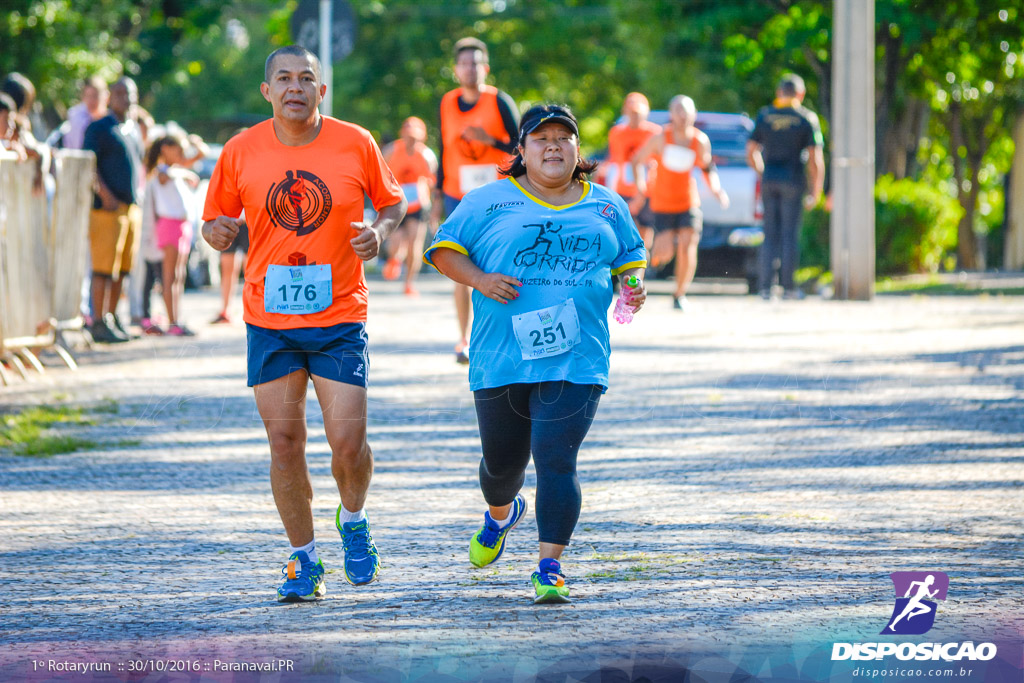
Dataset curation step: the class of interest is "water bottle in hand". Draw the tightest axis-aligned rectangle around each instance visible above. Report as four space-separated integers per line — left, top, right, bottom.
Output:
613 275 640 324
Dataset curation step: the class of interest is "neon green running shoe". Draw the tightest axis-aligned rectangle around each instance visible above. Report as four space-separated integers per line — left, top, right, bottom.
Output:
276 550 326 602
531 558 570 604
335 509 381 586
469 493 527 568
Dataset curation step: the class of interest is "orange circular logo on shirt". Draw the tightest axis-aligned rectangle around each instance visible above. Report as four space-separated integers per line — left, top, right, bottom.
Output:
266 170 332 236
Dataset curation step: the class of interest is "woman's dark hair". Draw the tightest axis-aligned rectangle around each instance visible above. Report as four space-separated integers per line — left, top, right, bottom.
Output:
499 103 598 181
1 72 35 113
145 134 183 174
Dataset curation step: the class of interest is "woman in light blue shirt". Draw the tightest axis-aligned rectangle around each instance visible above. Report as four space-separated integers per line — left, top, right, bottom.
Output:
425 104 647 604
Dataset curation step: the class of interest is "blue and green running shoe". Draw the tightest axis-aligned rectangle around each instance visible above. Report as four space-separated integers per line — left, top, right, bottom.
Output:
336 509 380 585
531 558 570 604
276 550 326 602
469 493 527 568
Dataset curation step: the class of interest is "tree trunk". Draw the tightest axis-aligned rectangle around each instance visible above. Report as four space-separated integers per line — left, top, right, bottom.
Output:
875 29 903 177
1005 114 1024 270
961 155 984 270
948 101 979 269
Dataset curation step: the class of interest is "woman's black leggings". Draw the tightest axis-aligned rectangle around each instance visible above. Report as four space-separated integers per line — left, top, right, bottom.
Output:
473 381 601 546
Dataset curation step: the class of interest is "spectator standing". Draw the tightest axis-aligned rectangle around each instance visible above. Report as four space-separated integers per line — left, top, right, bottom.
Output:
83 77 144 343
49 77 109 151
143 133 200 336
0 93 26 158
746 73 824 300
2 72 49 193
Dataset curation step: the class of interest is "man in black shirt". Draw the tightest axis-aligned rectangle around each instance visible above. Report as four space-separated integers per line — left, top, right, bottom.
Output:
747 74 824 300
83 77 144 342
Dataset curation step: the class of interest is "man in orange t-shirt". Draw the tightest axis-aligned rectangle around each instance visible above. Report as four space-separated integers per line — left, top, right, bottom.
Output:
604 92 661 251
381 116 437 296
432 37 519 364
202 46 406 601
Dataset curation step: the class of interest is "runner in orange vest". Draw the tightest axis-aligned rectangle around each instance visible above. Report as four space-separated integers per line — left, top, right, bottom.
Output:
381 116 437 297
432 37 520 364
632 95 729 311
604 92 661 253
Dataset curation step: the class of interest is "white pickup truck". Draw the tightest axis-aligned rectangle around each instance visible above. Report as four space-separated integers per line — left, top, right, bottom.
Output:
605 111 764 293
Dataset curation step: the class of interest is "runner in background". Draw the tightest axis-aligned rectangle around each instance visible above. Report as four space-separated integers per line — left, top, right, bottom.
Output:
381 116 437 297
433 37 519 364
604 92 661 257
631 95 728 312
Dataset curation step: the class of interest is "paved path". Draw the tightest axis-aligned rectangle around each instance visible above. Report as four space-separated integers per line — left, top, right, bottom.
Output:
1 275 1022 681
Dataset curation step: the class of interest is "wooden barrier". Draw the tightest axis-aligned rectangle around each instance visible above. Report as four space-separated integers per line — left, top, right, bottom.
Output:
0 149 96 384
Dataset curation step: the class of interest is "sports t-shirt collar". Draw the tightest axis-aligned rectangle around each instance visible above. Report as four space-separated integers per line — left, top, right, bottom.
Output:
509 177 590 210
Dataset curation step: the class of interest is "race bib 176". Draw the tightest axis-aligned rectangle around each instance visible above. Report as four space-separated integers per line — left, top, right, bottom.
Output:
264 264 332 315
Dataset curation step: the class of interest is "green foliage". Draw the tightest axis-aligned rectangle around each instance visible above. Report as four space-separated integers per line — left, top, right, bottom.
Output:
802 176 963 276
0 0 233 123
875 175 962 274
799 203 830 272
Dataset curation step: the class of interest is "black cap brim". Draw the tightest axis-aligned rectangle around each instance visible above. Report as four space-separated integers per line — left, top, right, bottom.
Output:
520 113 579 140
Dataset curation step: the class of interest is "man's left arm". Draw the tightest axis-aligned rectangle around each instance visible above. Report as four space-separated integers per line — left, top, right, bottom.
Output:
699 133 729 208
493 91 520 154
805 145 824 209
804 111 825 209
463 91 520 154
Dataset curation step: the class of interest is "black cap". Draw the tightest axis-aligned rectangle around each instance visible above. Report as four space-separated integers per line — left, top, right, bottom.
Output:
518 104 579 142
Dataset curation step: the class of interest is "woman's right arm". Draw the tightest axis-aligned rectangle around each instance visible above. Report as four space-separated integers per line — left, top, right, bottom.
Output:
430 247 521 304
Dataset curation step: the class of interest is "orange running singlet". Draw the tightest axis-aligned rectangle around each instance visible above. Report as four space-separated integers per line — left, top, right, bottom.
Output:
384 140 435 213
606 120 662 198
649 128 705 214
440 86 513 199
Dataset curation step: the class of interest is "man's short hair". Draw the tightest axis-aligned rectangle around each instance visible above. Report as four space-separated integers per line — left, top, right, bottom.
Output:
778 74 806 97
453 37 488 62
81 76 108 93
265 45 323 83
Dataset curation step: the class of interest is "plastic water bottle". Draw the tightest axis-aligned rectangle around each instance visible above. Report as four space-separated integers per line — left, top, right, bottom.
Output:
613 275 639 324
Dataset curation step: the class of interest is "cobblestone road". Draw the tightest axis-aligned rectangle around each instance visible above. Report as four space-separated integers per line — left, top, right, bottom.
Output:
1 276 1021 681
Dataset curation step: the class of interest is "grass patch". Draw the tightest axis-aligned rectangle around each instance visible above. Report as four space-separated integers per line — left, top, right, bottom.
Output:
16 435 100 457
93 397 121 414
796 266 831 287
876 277 1024 296
0 406 94 448
0 404 130 457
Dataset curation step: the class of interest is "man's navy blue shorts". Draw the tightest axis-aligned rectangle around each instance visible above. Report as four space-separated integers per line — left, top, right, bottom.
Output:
246 322 369 388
